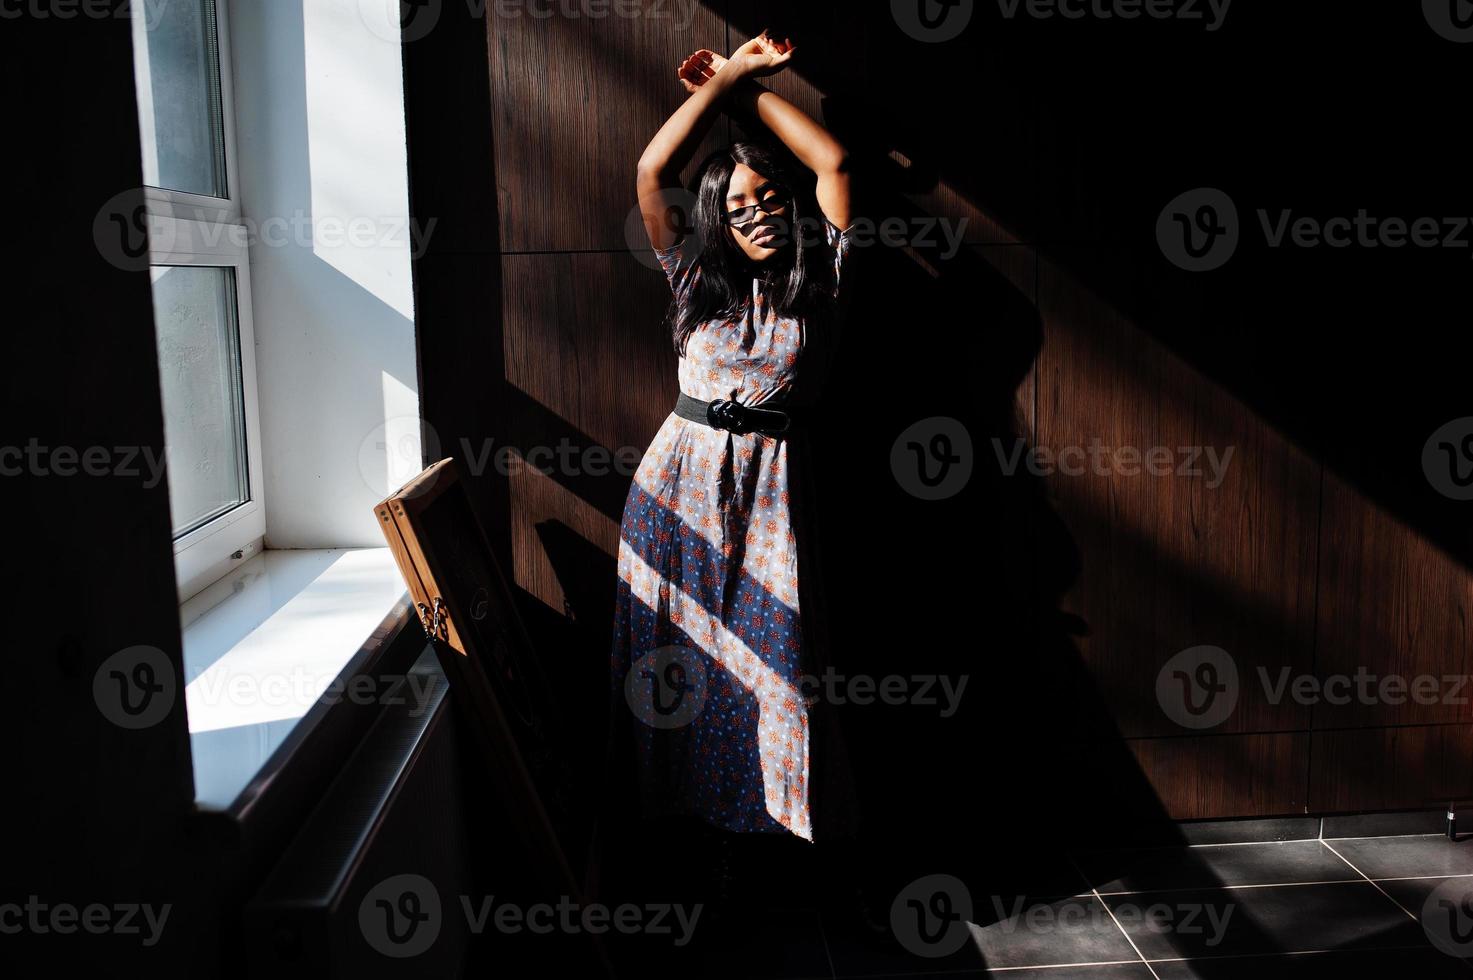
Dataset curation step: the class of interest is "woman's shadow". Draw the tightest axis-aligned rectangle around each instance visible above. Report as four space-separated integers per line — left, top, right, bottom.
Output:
802 152 1183 891
532 145 1316 979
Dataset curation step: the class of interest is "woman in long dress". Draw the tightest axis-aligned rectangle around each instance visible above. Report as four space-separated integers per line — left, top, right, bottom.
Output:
608 31 870 914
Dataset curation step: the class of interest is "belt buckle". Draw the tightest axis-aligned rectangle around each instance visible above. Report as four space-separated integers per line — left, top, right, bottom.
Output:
707 398 789 435
707 398 749 433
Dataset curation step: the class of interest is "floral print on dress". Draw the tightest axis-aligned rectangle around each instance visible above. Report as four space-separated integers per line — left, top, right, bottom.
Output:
610 219 854 841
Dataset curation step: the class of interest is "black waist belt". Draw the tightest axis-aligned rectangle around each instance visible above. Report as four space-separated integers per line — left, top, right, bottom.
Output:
674 392 804 435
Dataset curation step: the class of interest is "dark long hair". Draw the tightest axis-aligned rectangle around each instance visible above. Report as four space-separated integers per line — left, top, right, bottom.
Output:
667 142 836 355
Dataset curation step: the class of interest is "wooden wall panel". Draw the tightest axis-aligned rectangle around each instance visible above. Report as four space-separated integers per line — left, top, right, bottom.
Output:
489 1 729 252
984 244 1037 439
1125 734 1310 820
727 0 1038 246
724 1 869 123
455 1 1473 828
501 250 677 612
1310 726 1473 813
1313 472 1473 731
1037 250 1322 740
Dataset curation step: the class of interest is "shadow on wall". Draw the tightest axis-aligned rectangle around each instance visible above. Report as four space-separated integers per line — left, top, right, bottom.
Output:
405 1 1473 970
715 0 1473 831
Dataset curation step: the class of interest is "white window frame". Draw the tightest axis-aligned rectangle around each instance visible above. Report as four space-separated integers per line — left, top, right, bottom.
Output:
135 0 266 602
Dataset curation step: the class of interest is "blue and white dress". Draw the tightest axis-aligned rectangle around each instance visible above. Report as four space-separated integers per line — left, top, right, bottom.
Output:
609 218 856 841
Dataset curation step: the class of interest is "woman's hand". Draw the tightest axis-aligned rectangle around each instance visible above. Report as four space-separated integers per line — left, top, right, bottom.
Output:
677 49 728 94
732 31 795 79
678 31 793 93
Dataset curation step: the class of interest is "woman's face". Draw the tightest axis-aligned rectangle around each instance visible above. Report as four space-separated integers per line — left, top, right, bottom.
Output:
723 162 791 263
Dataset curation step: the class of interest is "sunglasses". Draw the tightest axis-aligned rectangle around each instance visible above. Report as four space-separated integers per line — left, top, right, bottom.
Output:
724 187 793 227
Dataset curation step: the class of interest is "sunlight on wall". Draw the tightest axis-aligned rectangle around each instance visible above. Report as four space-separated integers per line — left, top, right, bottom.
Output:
229 0 420 547
305 0 416 321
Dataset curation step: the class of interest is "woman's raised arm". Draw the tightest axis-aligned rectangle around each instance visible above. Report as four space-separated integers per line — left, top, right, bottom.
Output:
680 34 851 231
636 34 797 250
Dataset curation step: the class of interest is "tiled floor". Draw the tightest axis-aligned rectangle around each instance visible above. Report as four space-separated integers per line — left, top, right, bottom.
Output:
619 831 1473 978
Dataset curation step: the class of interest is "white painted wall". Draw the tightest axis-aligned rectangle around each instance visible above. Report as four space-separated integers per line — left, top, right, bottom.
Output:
228 0 421 548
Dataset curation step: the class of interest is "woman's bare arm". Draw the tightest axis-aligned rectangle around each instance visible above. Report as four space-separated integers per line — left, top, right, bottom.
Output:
636 66 741 251
681 35 852 231
732 80 851 231
637 35 796 250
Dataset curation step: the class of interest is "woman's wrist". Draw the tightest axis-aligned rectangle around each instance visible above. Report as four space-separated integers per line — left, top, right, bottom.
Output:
712 57 753 85
727 77 766 113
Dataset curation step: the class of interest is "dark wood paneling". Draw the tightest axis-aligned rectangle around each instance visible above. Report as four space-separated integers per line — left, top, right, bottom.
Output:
489 0 729 252
724 1 869 123
457 1 1473 831
1037 250 1321 739
1125 734 1310 820
500 250 676 610
727 1 1038 246
411 252 514 563
1310 726 1473 813
984 244 1038 438
403 0 504 256
1313 473 1473 729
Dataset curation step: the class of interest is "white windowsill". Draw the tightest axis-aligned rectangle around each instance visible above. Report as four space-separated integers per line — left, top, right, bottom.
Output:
181 546 408 811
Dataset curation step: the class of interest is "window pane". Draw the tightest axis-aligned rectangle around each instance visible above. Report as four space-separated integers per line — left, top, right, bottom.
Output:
132 0 227 198
150 266 249 538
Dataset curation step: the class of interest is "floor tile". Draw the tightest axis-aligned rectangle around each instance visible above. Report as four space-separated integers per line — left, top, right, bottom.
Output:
1101 881 1423 960
968 894 1143 970
981 965 1155 979
1376 875 1473 960
887 845 1095 903
955 852 1096 902
615 906 834 979
1322 811 1445 839
1149 946 1471 978
1075 841 1358 893
1173 818 1321 847
821 905 989 976
1326 835 1473 880
823 890 1144 976
830 972 1148 978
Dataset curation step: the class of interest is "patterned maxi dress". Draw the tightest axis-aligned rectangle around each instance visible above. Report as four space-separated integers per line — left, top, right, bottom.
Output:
609 218 856 843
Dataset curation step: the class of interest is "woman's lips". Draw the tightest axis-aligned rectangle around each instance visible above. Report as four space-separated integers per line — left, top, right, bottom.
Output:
750 229 777 246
